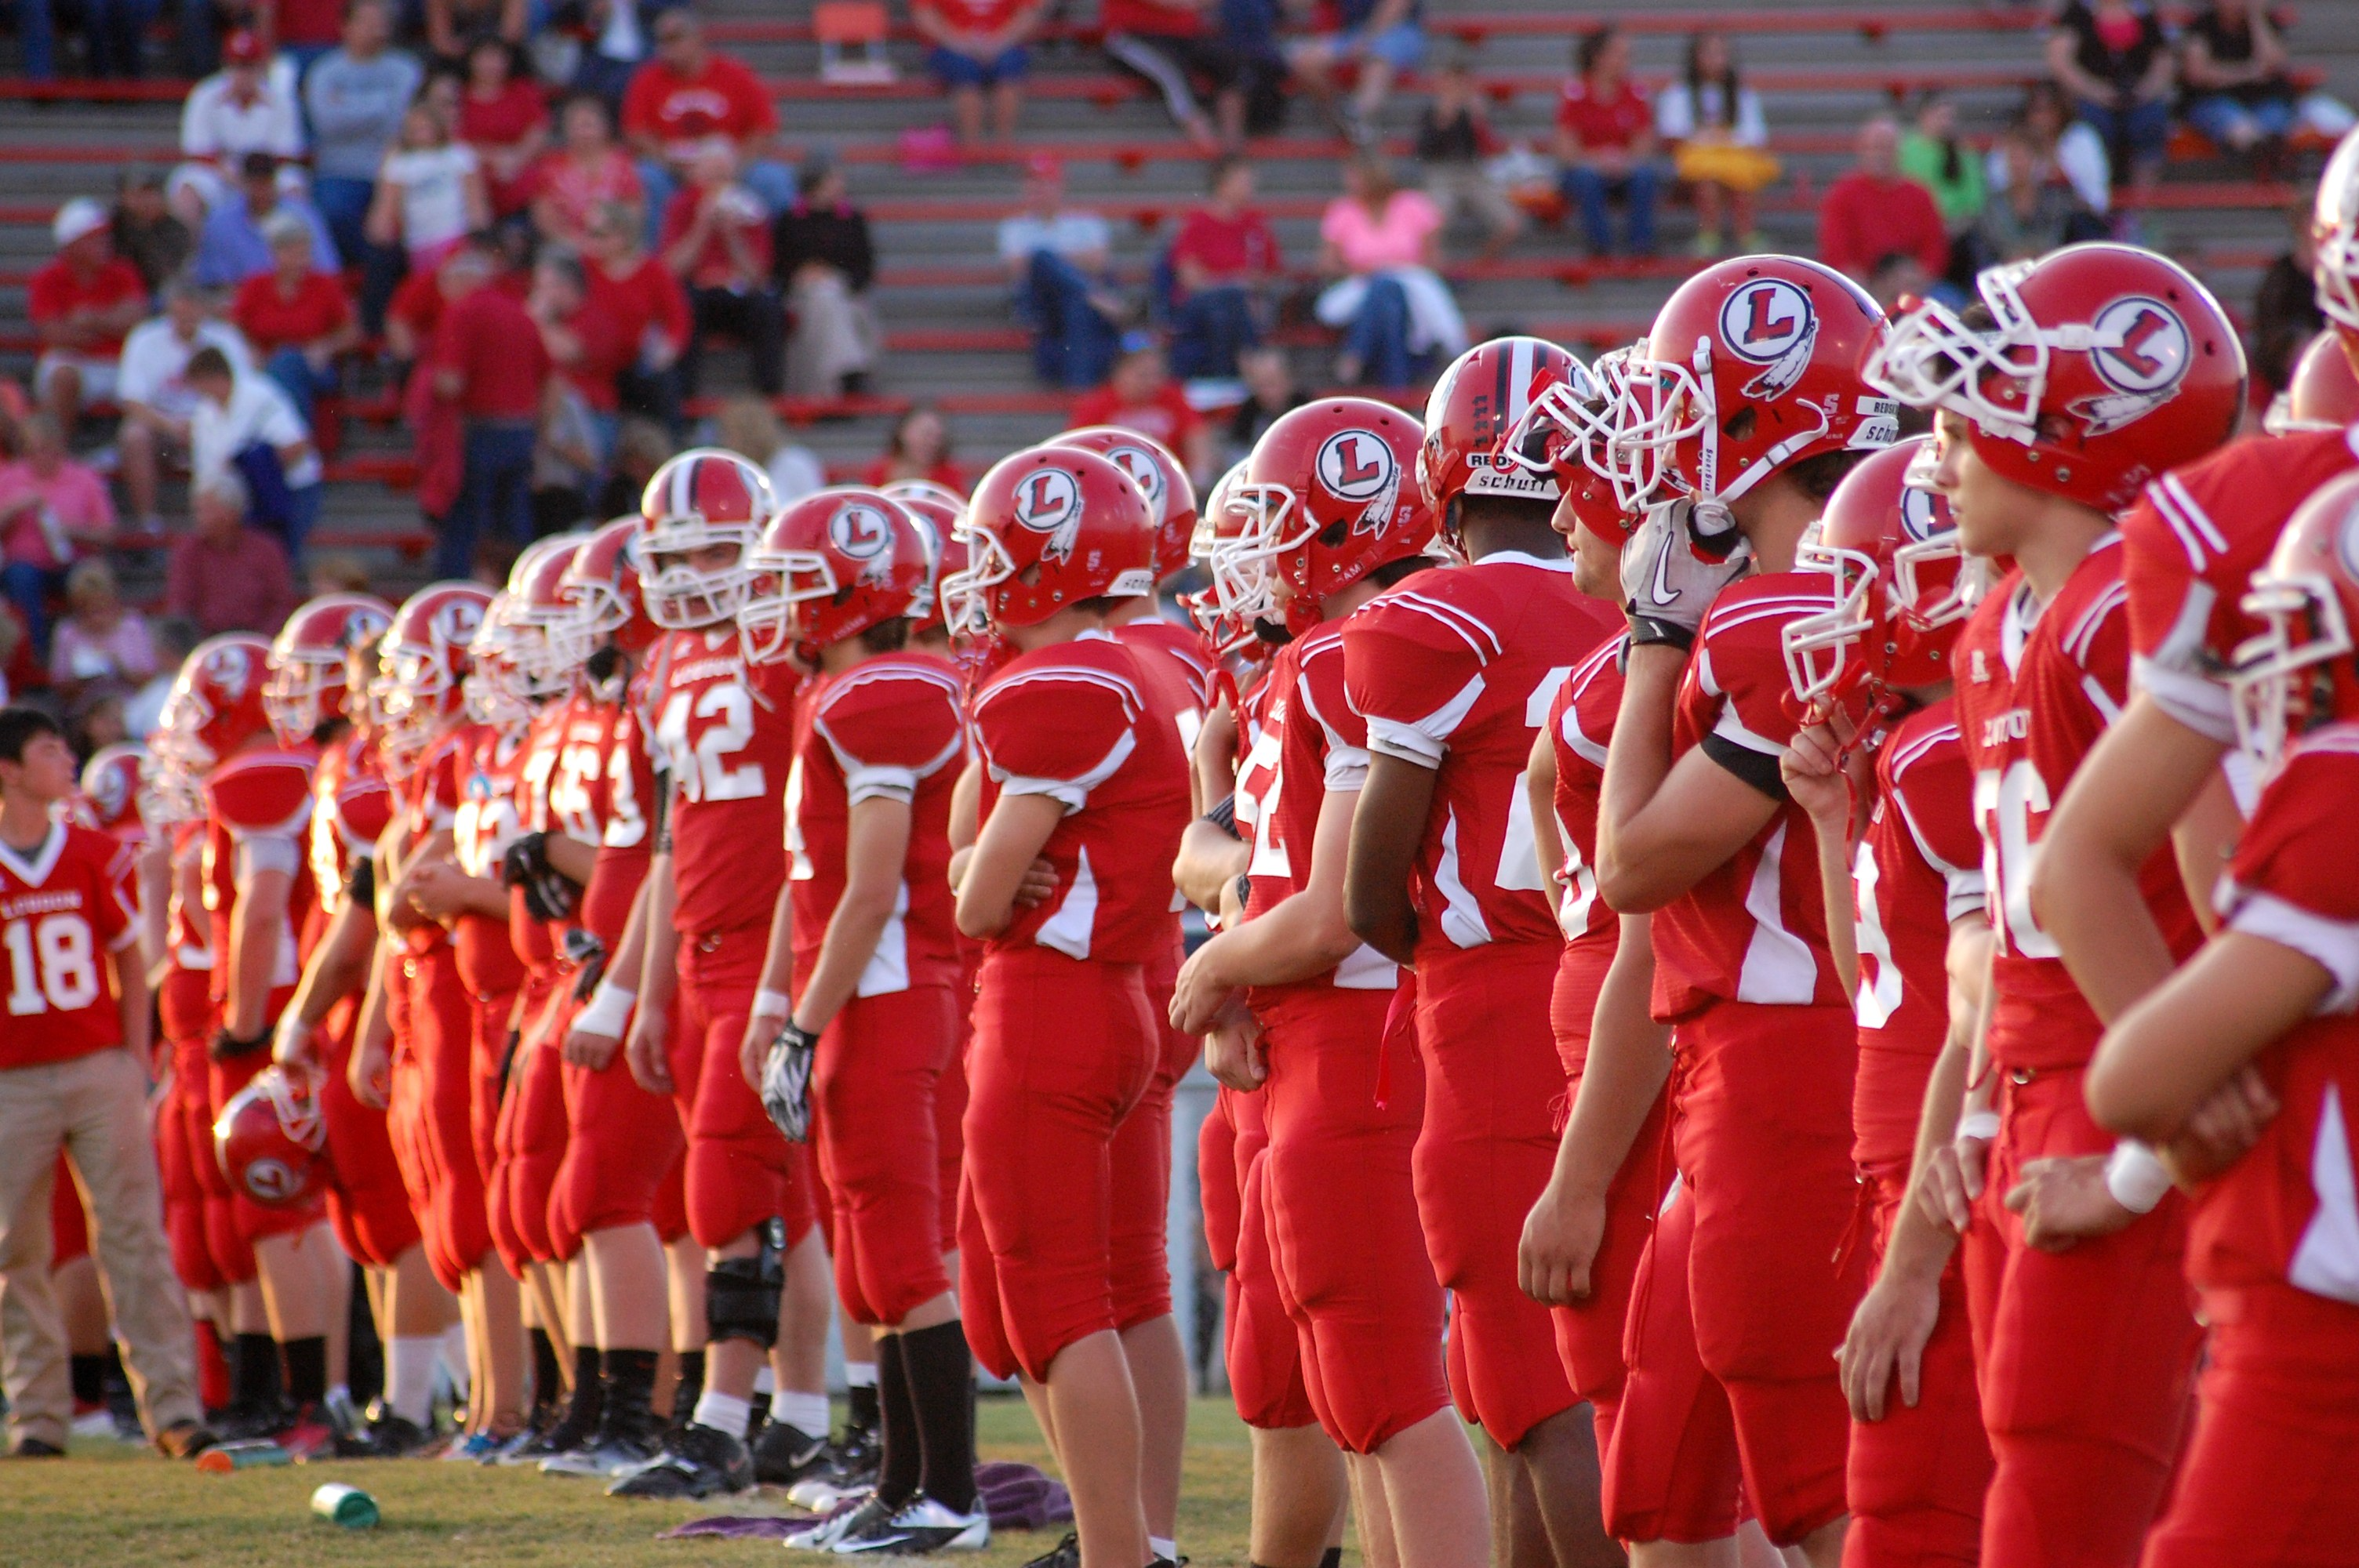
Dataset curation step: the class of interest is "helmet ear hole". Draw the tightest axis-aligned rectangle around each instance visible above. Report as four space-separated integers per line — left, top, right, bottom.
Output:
1318 520 1347 548
1722 407 1756 442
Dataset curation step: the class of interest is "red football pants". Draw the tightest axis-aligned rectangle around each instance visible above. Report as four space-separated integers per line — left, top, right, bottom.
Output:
812 984 957 1327
2140 1283 2359 1568
668 927 815 1253
157 966 240 1291
489 975 569 1272
960 947 1158 1384
1965 1066 2199 1568
1259 987 1448 1454
551 986 685 1261
1109 944 1197 1331
935 1019 969 1253
1206 1084 1315 1430
391 945 496 1293
316 995 421 1271
1412 946 1578 1448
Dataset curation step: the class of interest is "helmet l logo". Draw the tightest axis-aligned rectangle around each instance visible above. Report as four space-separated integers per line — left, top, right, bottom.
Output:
206 645 253 700
1106 445 1169 523
1898 485 1943 543
1318 430 1394 500
2088 297 2191 395
828 501 895 559
1011 466 1084 561
1720 278 1814 364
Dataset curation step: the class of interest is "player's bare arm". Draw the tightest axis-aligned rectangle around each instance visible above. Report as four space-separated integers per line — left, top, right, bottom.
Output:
1173 782 1361 1036
1343 751 1435 966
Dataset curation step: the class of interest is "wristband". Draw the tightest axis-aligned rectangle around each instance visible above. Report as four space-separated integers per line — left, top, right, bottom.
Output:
1625 612 1698 652
2104 1140 2172 1215
574 980 636 1038
1955 1109 2001 1143
752 988 793 1022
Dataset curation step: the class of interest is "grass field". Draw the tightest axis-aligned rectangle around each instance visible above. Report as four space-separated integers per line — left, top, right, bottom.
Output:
6 1397 1259 1568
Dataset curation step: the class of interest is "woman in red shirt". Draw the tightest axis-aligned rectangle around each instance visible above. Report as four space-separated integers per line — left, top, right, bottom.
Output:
231 213 360 428
861 405 968 492
459 38 550 218
529 94 643 250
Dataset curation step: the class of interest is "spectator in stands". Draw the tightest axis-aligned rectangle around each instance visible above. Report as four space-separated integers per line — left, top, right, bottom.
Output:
622 9 794 231
863 404 965 491
1219 0 1289 138
172 31 306 227
274 0 346 75
368 97 493 271
1287 0 1423 146
1165 156 1280 382
1819 116 1950 292
0 605 31 702
529 94 644 249
425 0 529 68
430 233 552 576
914 0 1046 147
124 615 198 737
1314 153 1463 388
772 155 879 400
1994 81 2114 220
70 681 133 756
1973 123 2098 266
165 472 300 636
2179 0 2352 176
569 0 652 110
2253 200 2325 395
1070 334 1212 481
593 415 673 517
1416 49 1522 262
716 396 825 506
47 561 154 699
581 198 688 429
306 0 421 301
459 39 551 220
186 345 324 559
80 0 158 79
233 213 361 426
1555 26 1659 258
0 416 115 657
29 200 148 437
1656 30 1775 257
111 169 194 296
1223 344 1304 460
1001 154 1124 389
2047 0 2172 209
661 145 786 397
116 277 254 535
1101 0 1246 151
529 244 627 463
1898 93 1986 233
194 152 340 289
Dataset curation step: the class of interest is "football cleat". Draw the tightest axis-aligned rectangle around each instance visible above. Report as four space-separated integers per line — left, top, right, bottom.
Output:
606 1421 754 1499
541 1430 661 1479
831 1495 991 1555
786 1493 890 1552
1022 1531 1081 1568
752 1417 832 1485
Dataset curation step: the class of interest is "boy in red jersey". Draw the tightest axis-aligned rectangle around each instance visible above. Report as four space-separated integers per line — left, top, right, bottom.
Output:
0 706 211 1460
1592 258 1896 1565
946 445 1191 1568
2088 474 2359 1568
1341 339 1622 1565
1868 242 2243 1568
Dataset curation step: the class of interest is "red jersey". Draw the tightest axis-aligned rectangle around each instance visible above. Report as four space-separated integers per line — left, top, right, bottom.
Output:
0 822 138 1069
1545 631 1623 947
27 257 147 359
577 679 656 946
1343 554 1619 985
2121 426 2359 746
1954 539 2203 1072
786 655 965 997
307 731 392 920
431 285 550 422
1114 613 1214 775
969 631 1193 964
507 700 580 971
398 724 471 956
2193 724 2359 1302
1648 572 1848 1018
620 53 780 153
648 628 796 938
452 722 529 996
202 748 317 1010
1067 384 1201 456
166 819 213 974
1555 76 1652 151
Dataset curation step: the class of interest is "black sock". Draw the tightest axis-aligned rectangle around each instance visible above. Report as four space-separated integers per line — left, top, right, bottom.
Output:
71 1352 107 1406
900 1320 976 1513
1321 1549 1343 1568
233 1331 279 1410
562 1346 604 1435
280 1335 329 1408
671 1348 705 1423
873 1333 921 1507
846 1378 880 1439
529 1329 562 1424
600 1348 661 1439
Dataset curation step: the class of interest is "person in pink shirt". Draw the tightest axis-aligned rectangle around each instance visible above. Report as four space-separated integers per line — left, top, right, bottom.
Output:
0 414 116 655
46 560 155 699
1817 115 1952 292
1314 154 1465 386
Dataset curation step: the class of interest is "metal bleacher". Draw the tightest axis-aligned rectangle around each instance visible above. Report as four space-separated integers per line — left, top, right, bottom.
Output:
2 0 2357 593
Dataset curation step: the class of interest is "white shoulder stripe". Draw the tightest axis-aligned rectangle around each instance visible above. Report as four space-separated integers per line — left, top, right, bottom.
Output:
1885 721 1960 776
1380 588 1505 659
2065 580 2128 666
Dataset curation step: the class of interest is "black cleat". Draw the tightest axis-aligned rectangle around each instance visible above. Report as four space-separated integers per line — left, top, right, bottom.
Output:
752 1419 831 1486
606 1421 754 1499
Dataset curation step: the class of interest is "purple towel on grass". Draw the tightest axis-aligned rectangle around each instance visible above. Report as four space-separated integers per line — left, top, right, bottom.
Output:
659 1460 1072 1540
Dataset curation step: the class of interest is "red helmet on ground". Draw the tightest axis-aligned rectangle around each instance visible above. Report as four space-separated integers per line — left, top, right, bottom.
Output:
166 633 274 770
1048 426 1198 581
2312 128 2359 351
882 480 965 641
631 447 776 629
2229 469 2359 766
76 742 150 833
213 1065 327 1209
551 515 658 669
1614 255 1896 519
1867 243 2244 514
377 581 494 778
1782 436 1968 711
2267 332 2359 435
1225 397 1432 629
740 488 929 662
265 593 394 746
1420 337 1590 539
944 445 1156 633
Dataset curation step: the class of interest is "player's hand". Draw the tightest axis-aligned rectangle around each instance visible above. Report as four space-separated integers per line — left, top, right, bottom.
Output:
272 1014 318 1069
1621 499 1753 649
1917 1127 1990 1236
2005 1154 2136 1253
1779 720 1854 831
349 1033 391 1111
565 1025 620 1072
1837 1265 1943 1422
1518 1176 1607 1306
1014 855 1060 908
2160 1064 2280 1187
1169 939 1240 1037
1202 1019 1266 1092
625 1005 672 1096
402 858 469 920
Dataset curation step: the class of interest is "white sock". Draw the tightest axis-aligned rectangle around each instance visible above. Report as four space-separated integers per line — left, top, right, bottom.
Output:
1150 1538 1177 1562
388 1336 440 1426
754 1365 776 1394
843 1360 878 1389
771 1390 830 1439
437 1323 471 1403
692 1390 754 1440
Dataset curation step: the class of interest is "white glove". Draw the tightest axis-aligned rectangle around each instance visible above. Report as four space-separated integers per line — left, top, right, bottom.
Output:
1621 499 1754 649
761 1023 818 1143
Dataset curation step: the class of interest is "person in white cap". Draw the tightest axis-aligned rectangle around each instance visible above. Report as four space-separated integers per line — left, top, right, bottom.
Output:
27 200 147 434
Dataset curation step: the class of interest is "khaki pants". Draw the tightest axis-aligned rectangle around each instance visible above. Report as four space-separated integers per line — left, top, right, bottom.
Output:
0 1048 201 1448
1423 162 1525 242
784 270 881 397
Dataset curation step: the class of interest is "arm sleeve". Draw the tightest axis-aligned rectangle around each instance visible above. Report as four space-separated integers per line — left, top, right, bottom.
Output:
1296 638 1371 790
973 671 1142 812
233 833 302 880
2120 476 2238 743
1203 794 1240 838
816 673 967 806
2224 750 2359 1015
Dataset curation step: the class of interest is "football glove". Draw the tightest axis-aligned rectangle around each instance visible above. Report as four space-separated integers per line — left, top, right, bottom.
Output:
1622 499 1754 651
500 832 581 922
760 1022 819 1144
563 927 609 999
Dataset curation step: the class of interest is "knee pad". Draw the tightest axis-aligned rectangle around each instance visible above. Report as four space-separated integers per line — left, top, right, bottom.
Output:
705 1218 786 1348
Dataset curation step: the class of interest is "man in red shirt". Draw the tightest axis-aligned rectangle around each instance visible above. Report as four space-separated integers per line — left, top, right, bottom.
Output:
621 10 793 230
1554 26 1659 256
581 198 689 418
1818 116 1953 296
660 147 786 399
29 199 147 432
429 235 551 579
1068 338 1210 485
1166 156 1281 379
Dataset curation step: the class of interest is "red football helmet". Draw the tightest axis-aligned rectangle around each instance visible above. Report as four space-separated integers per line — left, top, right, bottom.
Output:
213 1065 326 1209
1048 426 1199 581
881 480 965 641
2313 128 2359 349
1867 243 2244 514
1782 436 1968 710
1504 339 1648 520
944 445 1156 633
463 592 533 728
1420 337 1590 538
631 447 776 629
76 742 150 834
1225 398 1433 630
2266 332 2359 436
2229 468 2359 766
551 515 660 669
506 533 586 700
740 488 929 662
376 581 494 778
265 593 394 746
165 633 274 770
1612 255 1896 520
